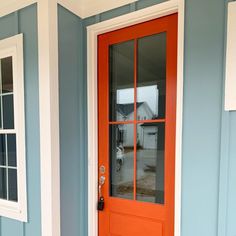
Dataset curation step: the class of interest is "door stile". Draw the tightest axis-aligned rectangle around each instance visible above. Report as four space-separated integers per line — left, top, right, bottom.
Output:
98 35 110 235
164 14 178 236
133 39 138 201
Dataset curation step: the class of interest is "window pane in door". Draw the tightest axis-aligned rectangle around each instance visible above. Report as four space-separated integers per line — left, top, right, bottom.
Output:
109 41 135 121
136 122 165 204
137 33 166 120
110 124 134 199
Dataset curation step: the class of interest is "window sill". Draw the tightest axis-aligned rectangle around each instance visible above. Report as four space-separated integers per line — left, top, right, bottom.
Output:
0 199 27 222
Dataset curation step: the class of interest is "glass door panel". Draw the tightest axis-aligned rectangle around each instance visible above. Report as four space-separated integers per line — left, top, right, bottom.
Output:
137 33 166 120
109 41 135 122
136 122 165 204
110 124 134 199
109 33 167 204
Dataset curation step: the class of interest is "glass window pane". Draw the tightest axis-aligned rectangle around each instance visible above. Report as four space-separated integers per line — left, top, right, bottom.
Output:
7 134 16 167
110 124 134 199
136 122 165 204
137 33 166 120
0 99 2 129
109 41 135 121
0 135 6 166
1 57 13 93
3 94 14 129
0 168 7 200
8 169 17 202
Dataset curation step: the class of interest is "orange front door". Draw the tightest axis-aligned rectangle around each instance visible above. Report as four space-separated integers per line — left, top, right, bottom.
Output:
98 14 177 236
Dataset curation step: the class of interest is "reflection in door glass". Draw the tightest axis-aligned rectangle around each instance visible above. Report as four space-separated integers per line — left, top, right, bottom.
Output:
109 41 135 121
110 124 134 199
137 33 166 120
136 122 165 204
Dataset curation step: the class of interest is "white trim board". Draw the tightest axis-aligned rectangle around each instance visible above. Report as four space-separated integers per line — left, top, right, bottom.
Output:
38 0 61 235
225 1 236 111
87 0 185 236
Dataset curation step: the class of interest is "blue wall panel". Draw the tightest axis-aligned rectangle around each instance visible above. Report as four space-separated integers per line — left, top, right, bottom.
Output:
58 6 88 236
0 5 41 236
181 0 224 236
227 113 236 236
58 0 236 236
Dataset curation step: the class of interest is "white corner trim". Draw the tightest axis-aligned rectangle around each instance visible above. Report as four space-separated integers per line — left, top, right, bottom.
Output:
38 0 61 235
225 1 236 111
87 0 184 236
0 34 27 222
175 1 185 236
0 0 37 17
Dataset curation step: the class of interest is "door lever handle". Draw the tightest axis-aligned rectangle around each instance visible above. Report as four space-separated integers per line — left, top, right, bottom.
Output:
98 176 106 211
99 176 105 185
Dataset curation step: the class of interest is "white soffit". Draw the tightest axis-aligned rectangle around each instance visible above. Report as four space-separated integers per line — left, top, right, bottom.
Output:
1 0 137 18
58 0 137 18
80 0 138 18
0 0 36 17
225 1 236 111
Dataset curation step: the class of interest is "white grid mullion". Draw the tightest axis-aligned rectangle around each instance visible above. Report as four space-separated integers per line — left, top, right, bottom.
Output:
2 92 13 96
0 130 16 134
0 165 17 170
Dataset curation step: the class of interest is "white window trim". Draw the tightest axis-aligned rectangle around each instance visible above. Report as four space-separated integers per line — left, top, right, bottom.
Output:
87 0 185 236
225 1 236 111
0 34 27 222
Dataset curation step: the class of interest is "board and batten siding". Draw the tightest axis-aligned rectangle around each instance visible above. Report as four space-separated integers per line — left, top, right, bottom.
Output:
0 4 41 236
58 6 87 236
57 0 236 236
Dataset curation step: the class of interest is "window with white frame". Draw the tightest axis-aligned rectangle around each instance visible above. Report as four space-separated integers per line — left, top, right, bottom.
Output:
0 35 27 222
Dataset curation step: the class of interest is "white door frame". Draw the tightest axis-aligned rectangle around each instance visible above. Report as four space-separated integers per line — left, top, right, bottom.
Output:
87 0 185 235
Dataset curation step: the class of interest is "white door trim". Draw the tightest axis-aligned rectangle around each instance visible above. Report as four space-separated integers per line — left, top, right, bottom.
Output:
87 0 185 236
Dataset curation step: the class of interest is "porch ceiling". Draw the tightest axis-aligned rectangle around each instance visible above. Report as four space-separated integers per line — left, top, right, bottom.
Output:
0 0 138 18
59 0 138 18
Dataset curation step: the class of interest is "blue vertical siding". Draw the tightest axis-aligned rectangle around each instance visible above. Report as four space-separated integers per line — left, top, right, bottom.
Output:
58 0 236 236
58 6 88 236
182 0 225 235
0 5 41 236
226 113 236 236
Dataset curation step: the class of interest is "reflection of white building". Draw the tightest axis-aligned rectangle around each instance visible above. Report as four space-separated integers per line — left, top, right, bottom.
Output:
139 123 158 149
116 103 160 150
117 102 153 121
